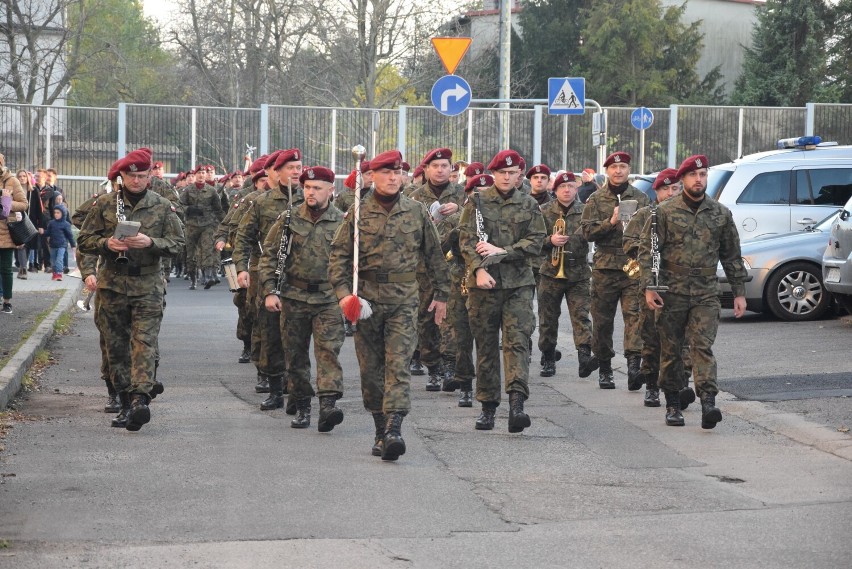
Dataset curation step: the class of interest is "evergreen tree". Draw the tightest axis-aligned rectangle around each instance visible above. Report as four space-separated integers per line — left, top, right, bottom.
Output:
732 0 833 106
826 0 852 103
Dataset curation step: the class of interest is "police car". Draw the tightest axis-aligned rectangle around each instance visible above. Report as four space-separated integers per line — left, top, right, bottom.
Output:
707 136 852 241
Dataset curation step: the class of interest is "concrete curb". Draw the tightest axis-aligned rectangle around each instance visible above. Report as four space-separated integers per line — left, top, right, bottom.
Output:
0 281 83 410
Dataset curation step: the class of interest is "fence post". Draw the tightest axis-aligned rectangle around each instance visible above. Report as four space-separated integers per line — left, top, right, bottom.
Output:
44 106 52 168
466 108 473 162
190 107 197 168
397 105 407 158
737 107 744 159
667 104 678 168
330 108 337 172
117 103 127 159
260 104 269 155
562 116 568 171
532 105 543 166
805 103 815 136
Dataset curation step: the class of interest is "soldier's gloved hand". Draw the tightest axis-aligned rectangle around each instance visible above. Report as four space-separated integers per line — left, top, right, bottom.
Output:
265 294 281 313
428 300 447 326
237 271 250 288
475 268 495 289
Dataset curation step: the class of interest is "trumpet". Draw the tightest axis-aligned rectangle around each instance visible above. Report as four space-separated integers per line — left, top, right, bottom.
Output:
551 215 568 279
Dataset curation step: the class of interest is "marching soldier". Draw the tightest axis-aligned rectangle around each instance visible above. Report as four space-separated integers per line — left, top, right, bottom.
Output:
526 164 553 208
260 166 345 431
459 149 546 433
641 155 747 428
334 169 359 214
538 171 597 378
409 148 466 391
149 161 183 280
180 166 224 289
580 152 649 389
78 148 185 431
328 149 449 461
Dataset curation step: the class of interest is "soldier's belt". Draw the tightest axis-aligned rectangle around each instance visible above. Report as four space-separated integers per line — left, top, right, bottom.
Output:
106 263 161 276
287 277 332 292
360 271 417 283
662 261 716 277
595 245 626 255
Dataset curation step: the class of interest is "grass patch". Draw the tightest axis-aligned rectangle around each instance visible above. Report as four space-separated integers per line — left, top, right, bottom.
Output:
0 303 55 370
53 311 73 334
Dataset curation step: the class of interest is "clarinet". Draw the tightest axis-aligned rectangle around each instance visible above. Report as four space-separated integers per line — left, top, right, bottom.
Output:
461 191 489 295
115 186 129 265
270 183 294 296
647 204 668 292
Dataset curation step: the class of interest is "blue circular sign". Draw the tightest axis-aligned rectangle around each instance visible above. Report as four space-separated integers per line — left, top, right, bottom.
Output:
431 75 472 117
631 107 654 130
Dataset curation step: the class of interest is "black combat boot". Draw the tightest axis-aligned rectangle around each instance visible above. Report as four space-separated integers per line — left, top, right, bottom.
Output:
508 391 531 433
111 392 131 428
577 345 598 378
371 413 385 456
664 390 685 427
626 354 643 391
598 359 615 389
458 381 473 407
644 372 661 407
126 393 151 432
540 351 556 377
475 402 498 430
441 357 459 392
343 321 355 337
189 273 197 290
679 385 696 411
381 413 406 461
255 372 270 393
104 381 120 413
290 398 311 429
426 362 443 391
260 375 284 410
317 395 344 432
204 268 216 289
285 393 298 415
150 360 164 400
540 350 562 366
238 341 251 363
700 393 723 430
410 351 425 376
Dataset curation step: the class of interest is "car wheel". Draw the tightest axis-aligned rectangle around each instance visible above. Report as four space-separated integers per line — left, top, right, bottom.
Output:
765 262 831 321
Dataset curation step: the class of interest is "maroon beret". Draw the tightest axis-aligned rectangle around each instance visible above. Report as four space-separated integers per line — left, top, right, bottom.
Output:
487 150 522 172
263 151 281 170
552 170 577 188
299 166 335 185
412 165 424 179
525 164 552 179
252 169 268 183
422 147 452 164
250 155 268 174
344 170 358 189
175 172 186 183
519 158 526 172
451 162 460 172
108 147 153 180
464 162 485 177
652 168 680 190
603 152 631 167
675 155 709 179
465 174 494 192
370 150 403 171
360 159 371 174
272 148 302 171
152 161 163 169
219 172 232 184
401 161 411 172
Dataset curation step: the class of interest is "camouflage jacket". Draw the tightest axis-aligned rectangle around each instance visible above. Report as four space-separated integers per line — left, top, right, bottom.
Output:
580 182 650 270
72 190 107 229
458 186 546 290
258 203 344 304
328 192 450 305
408 182 466 212
78 189 184 296
639 193 747 297
179 183 223 227
150 177 184 221
214 186 257 249
234 186 303 273
623 201 657 259
334 189 357 214
436 210 464 277
539 199 590 282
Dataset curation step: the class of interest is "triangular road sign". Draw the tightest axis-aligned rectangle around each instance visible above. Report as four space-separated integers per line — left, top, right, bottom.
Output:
551 79 582 109
431 37 472 75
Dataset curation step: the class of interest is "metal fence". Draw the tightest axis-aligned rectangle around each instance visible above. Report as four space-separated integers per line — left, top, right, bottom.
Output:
2 101 851 211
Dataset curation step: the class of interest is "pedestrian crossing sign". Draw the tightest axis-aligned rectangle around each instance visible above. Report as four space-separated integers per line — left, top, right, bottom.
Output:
548 77 585 115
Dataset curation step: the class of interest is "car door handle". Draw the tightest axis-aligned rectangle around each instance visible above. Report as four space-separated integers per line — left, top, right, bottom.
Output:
795 218 816 225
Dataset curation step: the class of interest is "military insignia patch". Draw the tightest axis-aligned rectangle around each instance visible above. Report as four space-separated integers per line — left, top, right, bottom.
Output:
506 156 512 166
614 155 621 163
696 158 703 167
308 169 315 179
129 164 138 172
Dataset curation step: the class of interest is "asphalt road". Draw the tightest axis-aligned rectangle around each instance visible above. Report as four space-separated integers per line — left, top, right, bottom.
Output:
0 282 850 568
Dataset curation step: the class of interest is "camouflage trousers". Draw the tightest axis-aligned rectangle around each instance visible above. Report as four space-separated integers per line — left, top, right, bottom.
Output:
233 287 253 345
466 286 535 403
537 274 592 354
281 299 344 400
95 288 164 395
255 279 285 377
590 269 642 361
447 277 475 384
247 268 261 363
354 302 418 414
416 274 442 368
184 224 218 272
639 297 692 385
656 292 720 395
92 290 109 383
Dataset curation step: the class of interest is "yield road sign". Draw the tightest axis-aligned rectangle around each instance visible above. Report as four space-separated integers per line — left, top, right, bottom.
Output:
631 107 654 130
431 75 471 117
431 37 472 75
548 78 585 115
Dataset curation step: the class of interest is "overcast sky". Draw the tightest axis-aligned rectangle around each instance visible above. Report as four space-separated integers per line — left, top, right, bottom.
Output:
143 0 176 27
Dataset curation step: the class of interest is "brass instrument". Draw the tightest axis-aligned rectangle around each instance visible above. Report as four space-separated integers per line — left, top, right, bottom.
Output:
616 194 639 279
551 215 568 279
115 184 129 265
623 257 640 279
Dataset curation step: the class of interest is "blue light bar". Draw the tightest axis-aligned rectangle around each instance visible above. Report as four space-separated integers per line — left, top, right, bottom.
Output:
777 136 822 149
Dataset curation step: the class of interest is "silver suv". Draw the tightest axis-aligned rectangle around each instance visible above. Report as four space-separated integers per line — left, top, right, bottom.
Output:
823 194 852 314
707 138 852 241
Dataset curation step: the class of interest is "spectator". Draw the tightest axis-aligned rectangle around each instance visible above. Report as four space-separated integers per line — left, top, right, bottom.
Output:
22 170 46 272
44 206 75 281
36 168 57 271
1 153 29 314
14 170 34 279
47 168 65 198
54 194 71 273
578 168 600 203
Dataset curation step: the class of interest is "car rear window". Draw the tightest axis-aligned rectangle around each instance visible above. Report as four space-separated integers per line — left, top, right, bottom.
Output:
795 168 852 206
706 168 733 199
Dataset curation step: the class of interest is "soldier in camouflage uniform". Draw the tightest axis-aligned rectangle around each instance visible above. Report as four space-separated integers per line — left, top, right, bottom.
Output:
580 151 649 389
538 171 597 378
149 161 184 280
333 169 359 215
78 148 184 432
259 166 345 431
624 168 693 409
328 149 449 461
180 167 223 289
436 173 493 406
408 148 466 391
459 150 546 433
235 149 303 402
640 155 747 428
